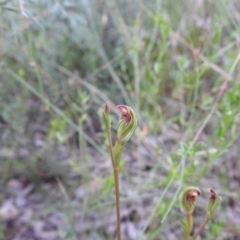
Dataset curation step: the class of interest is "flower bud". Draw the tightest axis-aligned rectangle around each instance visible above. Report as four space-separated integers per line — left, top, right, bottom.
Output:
102 102 111 130
116 105 138 144
206 189 222 220
179 186 201 215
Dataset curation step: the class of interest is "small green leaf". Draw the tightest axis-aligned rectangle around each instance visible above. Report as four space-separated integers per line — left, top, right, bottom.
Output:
113 141 123 166
180 220 188 232
213 25 221 45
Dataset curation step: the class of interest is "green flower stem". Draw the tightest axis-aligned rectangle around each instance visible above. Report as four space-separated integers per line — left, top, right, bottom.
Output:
114 167 121 240
191 218 209 240
112 140 123 240
186 213 193 238
106 130 121 240
107 128 115 169
113 140 124 167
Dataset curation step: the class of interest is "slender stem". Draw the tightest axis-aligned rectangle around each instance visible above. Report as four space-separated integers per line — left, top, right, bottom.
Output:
114 167 121 240
191 218 209 240
106 129 121 240
107 129 115 168
184 231 189 240
184 214 193 240
187 214 193 236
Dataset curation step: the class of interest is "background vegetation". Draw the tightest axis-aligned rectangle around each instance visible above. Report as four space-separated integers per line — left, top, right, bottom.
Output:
1 0 240 239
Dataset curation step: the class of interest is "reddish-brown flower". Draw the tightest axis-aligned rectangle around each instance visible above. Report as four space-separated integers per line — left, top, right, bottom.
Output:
179 187 201 214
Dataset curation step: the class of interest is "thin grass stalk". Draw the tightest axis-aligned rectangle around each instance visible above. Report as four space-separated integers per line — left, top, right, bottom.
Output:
191 218 209 240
